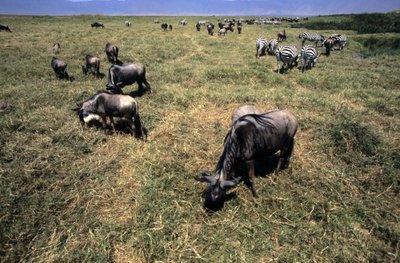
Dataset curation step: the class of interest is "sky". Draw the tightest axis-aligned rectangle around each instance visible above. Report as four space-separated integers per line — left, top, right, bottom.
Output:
1 0 400 16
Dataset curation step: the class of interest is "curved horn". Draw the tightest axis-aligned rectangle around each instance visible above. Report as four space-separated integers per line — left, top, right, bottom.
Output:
220 177 241 190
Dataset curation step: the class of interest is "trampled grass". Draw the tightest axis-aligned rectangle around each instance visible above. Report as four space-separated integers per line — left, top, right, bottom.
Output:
0 15 399 262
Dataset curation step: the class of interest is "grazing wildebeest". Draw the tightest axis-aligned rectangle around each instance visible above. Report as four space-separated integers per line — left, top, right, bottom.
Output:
74 91 144 139
161 23 168 31
207 24 214 36
82 55 104 78
91 22 104 28
0 24 12 32
51 57 74 81
105 42 120 65
201 109 298 211
169 24 173 30
106 63 151 95
195 22 201 31
53 42 61 53
237 24 242 34
277 29 286 42
322 37 335 56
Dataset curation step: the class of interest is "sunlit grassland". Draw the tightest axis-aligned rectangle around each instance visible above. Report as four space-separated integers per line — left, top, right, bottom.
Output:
0 15 399 262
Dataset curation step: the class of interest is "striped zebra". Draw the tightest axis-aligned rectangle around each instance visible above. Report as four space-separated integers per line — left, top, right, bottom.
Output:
267 39 279 55
299 45 319 72
256 38 268 58
331 33 347 50
299 32 325 47
276 45 299 73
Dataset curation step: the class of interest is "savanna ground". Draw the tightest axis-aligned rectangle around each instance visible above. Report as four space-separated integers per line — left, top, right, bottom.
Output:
0 14 399 262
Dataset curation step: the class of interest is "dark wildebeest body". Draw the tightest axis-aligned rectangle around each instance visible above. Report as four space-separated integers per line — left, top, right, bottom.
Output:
207 24 214 36
82 55 103 78
0 24 12 32
51 57 74 81
161 23 168 31
75 92 144 139
277 30 286 42
105 43 120 65
106 63 151 95
91 22 104 28
202 109 298 211
322 37 335 56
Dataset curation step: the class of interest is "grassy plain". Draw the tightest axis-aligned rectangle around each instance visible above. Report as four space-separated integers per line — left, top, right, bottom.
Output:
0 15 399 262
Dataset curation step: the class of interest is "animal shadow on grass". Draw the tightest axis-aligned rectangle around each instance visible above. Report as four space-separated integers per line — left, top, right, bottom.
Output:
127 86 152 98
86 119 146 139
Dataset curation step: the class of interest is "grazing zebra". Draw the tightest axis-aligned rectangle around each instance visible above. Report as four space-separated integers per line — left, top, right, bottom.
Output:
267 39 279 55
299 32 325 47
322 37 335 56
207 24 214 36
331 33 347 50
237 24 242 34
299 45 319 72
256 38 268 58
276 45 299 73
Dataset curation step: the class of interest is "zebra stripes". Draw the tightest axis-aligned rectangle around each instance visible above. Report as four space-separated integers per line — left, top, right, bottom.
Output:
276 45 298 73
267 39 279 55
299 45 319 72
299 32 325 47
256 38 268 58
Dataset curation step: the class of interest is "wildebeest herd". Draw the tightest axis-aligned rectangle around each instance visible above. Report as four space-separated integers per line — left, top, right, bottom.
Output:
2 18 348 212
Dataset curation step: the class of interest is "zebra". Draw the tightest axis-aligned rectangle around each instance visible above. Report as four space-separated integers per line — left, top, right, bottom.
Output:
276 45 299 73
267 39 279 55
256 38 268 58
331 33 347 50
299 45 319 72
299 32 325 47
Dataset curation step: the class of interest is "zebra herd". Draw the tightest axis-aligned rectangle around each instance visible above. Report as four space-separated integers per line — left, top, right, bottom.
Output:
257 31 347 73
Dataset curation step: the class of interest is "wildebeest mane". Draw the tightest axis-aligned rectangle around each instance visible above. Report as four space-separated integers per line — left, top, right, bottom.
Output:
216 111 280 176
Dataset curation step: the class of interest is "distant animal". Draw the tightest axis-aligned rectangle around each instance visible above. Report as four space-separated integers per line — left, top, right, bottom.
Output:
82 55 103 78
179 19 188 25
322 37 335 56
277 29 286 42
91 22 104 28
237 24 242 34
207 24 214 36
169 24 173 30
299 45 319 72
74 91 144 139
231 104 261 124
154 19 160 24
105 42 120 65
51 57 74 81
276 45 299 73
218 28 226 36
207 24 214 35
331 33 347 50
299 32 325 46
256 38 268 58
195 22 201 31
106 63 151 95
125 21 132 27
0 24 12 32
53 42 61 53
161 23 168 31
267 39 279 55
201 109 298 211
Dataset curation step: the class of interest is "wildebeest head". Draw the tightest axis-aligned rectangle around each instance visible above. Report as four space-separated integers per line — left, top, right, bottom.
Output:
73 97 100 124
202 172 241 211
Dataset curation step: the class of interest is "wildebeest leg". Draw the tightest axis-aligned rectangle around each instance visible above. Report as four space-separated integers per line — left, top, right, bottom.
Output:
142 78 151 93
246 160 258 198
109 116 116 133
101 116 109 134
277 138 294 171
137 81 144 95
